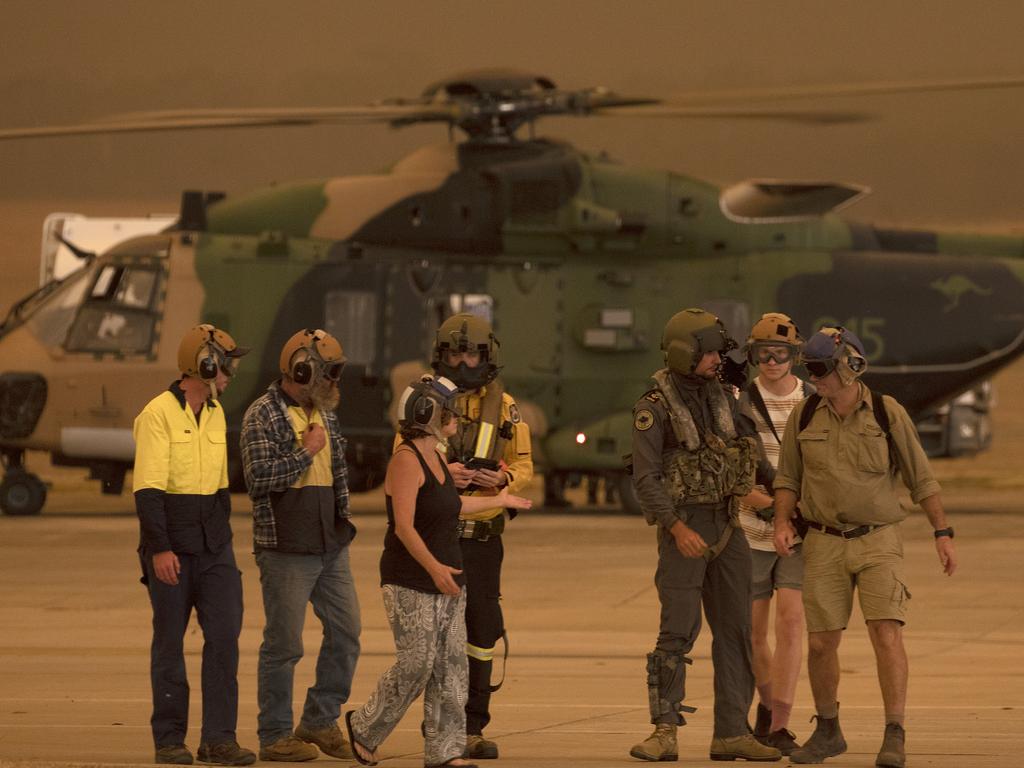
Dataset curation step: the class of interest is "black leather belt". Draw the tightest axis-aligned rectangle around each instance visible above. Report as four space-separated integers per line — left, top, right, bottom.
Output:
805 520 884 540
458 515 505 541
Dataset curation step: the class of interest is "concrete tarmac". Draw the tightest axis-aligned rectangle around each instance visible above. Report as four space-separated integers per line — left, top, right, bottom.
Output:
0 483 1021 768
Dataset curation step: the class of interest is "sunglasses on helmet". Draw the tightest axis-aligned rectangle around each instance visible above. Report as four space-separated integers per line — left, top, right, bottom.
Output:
803 359 838 378
753 345 795 365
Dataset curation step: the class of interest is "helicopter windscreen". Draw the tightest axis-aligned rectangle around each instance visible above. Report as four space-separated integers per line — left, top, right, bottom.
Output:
23 269 91 347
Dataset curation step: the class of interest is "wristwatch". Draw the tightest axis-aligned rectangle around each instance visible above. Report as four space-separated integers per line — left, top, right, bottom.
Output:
933 527 955 539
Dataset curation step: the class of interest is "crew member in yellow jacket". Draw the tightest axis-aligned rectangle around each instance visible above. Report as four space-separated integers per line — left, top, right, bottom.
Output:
133 324 253 766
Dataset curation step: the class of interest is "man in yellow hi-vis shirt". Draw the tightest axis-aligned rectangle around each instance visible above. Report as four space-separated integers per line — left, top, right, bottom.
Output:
432 313 533 760
133 324 253 766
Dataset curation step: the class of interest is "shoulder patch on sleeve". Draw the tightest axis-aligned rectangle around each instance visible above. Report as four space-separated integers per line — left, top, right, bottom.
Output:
634 408 655 431
643 389 662 403
508 403 522 424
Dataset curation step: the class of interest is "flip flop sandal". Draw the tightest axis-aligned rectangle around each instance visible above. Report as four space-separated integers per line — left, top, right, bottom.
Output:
344 710 378 767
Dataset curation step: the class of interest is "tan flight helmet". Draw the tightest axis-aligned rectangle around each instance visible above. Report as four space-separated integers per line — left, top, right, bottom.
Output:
177 323 249 380
279 328 347 384
661 308 732 375
802 325 867 386
432 312 500 390
746 312 803 366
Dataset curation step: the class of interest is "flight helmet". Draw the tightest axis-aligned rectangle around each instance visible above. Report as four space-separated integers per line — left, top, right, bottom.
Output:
746 312 803 366
802 326 867 385
177 324 249 380
397 374 460 440
661 308 732 375
279 328 346 384
432 313 500 390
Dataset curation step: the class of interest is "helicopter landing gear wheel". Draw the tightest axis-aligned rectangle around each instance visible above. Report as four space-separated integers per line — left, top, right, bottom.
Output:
0 470 47 516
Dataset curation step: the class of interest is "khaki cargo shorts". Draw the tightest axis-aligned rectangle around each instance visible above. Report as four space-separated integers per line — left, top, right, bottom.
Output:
802 523 911 632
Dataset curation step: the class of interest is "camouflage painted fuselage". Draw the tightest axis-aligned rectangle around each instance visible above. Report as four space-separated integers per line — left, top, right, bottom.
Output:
4 138 1024 491
194 139 1024 476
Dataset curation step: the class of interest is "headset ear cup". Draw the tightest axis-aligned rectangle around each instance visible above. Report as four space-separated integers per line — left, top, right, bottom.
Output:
292 360 313 385
197 347 218 380
414 395 434 425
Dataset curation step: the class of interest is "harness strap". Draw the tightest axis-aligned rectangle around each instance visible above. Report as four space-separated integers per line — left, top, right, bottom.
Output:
488 629 510 693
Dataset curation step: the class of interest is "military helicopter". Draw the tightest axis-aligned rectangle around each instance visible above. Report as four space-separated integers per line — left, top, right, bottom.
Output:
2 68 1024 515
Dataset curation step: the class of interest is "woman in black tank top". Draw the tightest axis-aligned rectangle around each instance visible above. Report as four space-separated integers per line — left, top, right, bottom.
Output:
346 377 531 768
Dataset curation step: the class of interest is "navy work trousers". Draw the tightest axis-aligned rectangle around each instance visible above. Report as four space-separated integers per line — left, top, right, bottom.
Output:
145 544 243 747
460 535 504 736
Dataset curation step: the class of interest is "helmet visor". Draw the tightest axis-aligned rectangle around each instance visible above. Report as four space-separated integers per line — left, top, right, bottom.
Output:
692 324 728 354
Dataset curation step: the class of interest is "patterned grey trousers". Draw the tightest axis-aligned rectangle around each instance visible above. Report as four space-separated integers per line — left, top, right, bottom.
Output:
350 585 468 765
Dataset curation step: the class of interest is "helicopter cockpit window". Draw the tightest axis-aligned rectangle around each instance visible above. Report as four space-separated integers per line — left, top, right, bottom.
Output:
447 294 494 323
24 270 91 348
324 290 377 366
700 300 750 343
65 264 162 355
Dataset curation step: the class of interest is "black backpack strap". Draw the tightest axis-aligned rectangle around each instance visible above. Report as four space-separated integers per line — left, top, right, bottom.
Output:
869 389 899 474
747 382 782 445
798 393 822 434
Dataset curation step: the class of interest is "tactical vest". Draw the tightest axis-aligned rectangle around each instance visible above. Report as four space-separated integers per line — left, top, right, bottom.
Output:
651 369 756 506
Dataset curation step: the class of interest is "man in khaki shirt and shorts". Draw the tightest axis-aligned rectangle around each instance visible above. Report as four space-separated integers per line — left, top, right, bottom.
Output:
773 327 957 768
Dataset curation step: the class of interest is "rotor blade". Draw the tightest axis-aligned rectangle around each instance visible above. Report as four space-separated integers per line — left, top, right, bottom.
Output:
597 105 874 125
661 74 1024 106
0 105 456 141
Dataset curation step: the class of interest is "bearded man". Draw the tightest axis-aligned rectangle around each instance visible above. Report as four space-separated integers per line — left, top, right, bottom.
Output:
240 329 361 763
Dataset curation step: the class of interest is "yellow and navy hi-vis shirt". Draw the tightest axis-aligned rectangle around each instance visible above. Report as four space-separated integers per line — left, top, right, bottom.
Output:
240 381 353 554
133 381 232 557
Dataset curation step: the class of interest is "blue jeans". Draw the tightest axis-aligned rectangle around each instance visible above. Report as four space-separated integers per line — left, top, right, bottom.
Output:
255 548 361 745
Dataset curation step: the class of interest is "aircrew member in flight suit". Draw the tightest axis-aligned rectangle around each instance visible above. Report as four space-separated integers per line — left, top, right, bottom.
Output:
628 308 781 763
133 324 255 766
431 313 533 760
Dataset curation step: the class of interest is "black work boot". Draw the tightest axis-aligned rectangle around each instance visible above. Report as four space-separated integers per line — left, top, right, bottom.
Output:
761 728 800 756
790 709 847 764
875 723 906 768
156 744 194 765
753 703 772 739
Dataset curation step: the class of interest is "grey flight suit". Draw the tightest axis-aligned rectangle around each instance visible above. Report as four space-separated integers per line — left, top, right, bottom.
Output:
631 373 756 739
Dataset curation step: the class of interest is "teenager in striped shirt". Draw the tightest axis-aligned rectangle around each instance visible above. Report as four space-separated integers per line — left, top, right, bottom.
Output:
737 313 813 756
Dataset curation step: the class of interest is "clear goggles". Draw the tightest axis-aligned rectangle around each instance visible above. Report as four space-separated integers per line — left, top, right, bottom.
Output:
752 343 796 365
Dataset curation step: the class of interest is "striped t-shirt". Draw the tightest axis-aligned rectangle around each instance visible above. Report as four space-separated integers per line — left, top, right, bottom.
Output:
739 377 807 552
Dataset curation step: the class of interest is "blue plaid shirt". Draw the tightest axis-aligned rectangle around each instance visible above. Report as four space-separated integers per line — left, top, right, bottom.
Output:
240 381 350 549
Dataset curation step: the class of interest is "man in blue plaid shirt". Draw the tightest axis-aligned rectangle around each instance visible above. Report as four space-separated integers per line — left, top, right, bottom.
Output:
240 329 360 763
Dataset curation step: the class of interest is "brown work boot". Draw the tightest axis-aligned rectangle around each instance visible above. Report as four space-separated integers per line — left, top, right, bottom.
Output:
753 703 772 738
258 735 319 762
629 723 678 761
295 721 353 759
709 733 782 761
760 728 799 756
464 734 499 759
197 741 256 766
790 710 847 764
875 723 906 768
156 744 194 765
